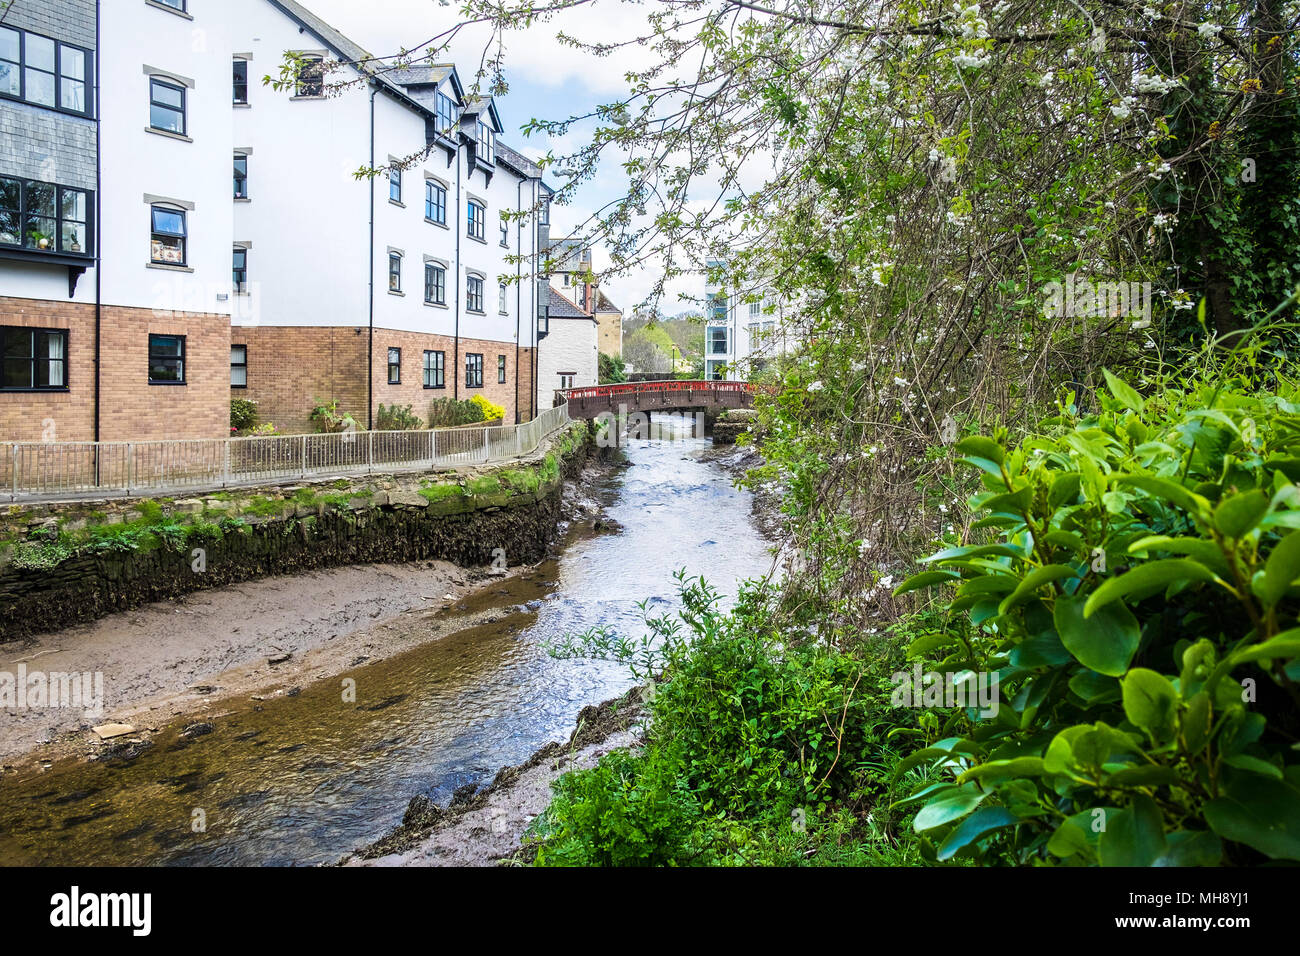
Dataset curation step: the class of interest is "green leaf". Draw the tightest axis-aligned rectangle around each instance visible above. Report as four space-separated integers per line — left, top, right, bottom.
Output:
1121 668 1179 741
956 435 1005 466
957 757 1044 786
892 569 961 596
1204 778 1300 861
913 785 988 832
1234 629 1300 664
1153 830 1222 867
1222 754 1283 780
1055 594 1140 677
1213 490 1270 539
1126 535 1230 576
921 543 1024 565
935 806 1019 861
1106 765 1180 788
1103 368 1145 414
1260 532 1300 607
1048 809 1110 860
1084 559 1220 618
998 564 1079 613
1116 475 1210 520
1099 794 1166 866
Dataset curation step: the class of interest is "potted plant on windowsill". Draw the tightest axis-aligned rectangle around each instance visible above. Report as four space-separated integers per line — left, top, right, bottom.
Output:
68 232 81 253
27 230 51 250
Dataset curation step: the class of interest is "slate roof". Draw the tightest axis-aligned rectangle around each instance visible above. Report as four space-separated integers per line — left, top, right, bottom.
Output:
548 286 596 320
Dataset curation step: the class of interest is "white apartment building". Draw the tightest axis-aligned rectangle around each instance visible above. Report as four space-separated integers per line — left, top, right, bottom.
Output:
704 258 793 382
0 0 554 442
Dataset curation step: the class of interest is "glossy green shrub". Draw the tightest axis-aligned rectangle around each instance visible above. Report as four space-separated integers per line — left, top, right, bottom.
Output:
892 370 1300 865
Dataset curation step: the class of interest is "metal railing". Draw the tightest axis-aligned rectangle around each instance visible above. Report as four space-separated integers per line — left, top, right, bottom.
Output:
0 402 572 502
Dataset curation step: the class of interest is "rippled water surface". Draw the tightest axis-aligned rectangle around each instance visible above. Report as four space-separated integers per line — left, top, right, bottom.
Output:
0 419 771 865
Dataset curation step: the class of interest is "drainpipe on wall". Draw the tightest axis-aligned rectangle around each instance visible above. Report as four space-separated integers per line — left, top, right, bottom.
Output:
514 175 521 423
367 81 377 430
93 0 102 446
453 139 461 401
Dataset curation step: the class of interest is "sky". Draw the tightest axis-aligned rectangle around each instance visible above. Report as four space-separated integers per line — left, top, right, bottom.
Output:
305 0 699 313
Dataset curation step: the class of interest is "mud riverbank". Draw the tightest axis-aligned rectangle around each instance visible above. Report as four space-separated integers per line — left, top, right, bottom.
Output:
0 418 770 866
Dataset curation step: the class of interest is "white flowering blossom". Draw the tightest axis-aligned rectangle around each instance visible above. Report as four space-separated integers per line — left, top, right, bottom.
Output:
952 52 991 70
1135 73 1180 95
807 380 825 392
1037 71 1054 88
1197 22 1222 40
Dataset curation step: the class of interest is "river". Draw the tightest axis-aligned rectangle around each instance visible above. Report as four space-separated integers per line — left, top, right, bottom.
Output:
0 415 772 866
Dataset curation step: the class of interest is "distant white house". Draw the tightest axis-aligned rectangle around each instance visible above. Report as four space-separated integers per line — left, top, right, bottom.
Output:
537 285 598 404
704 258 794 381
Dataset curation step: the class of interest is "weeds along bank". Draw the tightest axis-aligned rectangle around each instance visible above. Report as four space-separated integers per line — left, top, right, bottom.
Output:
0 423 592 641
522 357 1300 867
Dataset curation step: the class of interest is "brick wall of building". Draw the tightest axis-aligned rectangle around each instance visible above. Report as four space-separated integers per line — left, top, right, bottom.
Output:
232 326 368 435
99 305 230 441
0 296 96 442
234 326 538 433
0 295 230 442
370 330 533 428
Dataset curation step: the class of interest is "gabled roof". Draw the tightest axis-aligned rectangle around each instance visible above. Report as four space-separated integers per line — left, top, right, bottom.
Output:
548 286 596 320
462 96 503 133
387 63 463 102
593 289 622 313
266 1 547 188
495 141 542 179
269 0 374 67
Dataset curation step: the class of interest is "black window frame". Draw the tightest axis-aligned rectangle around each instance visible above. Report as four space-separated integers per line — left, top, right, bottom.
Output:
422 349 445 389
149 76 187 136
0 25 93 118
388 252 402 293
497 354 506 384
475 120 495 165
230 343 248 388
387 347 401 385
232 246 248 292
499 217 509 247
233 153 248 199
498 281 508 314
465 352 483 389
0 175 93 256
424 262 445 305
466 274 484 313
466 200 485 241
295 55 324 97
148 333 186 385
150 205 187 266
389 166 402 204
155 0 188 11
434 91 456 136
232 58 248 104
425 180 446 224
0 325 68 392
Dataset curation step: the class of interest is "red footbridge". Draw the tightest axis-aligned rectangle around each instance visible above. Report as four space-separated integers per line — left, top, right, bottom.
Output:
557 380 757 420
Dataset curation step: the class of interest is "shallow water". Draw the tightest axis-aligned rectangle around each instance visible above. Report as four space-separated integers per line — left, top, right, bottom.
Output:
0 418 772 866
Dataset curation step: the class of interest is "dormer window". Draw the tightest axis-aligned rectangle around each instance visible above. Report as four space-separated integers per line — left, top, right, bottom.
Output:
476 120 495 165
435 91 456 136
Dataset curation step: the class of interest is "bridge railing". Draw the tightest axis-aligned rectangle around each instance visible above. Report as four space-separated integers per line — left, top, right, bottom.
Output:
563 380 757 401
0 402 572 503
